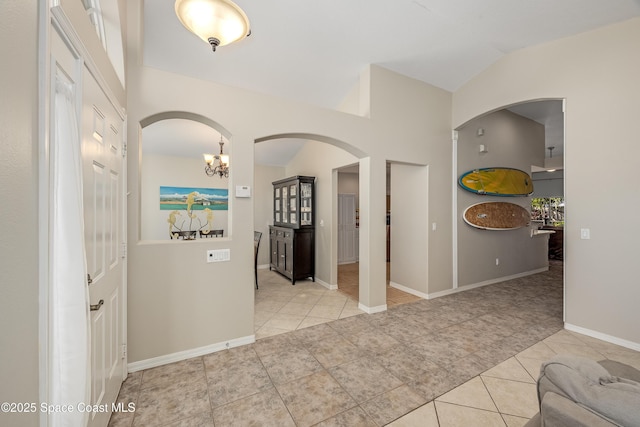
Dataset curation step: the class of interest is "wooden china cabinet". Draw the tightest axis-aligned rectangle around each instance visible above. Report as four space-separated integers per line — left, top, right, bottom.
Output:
269 176 315 284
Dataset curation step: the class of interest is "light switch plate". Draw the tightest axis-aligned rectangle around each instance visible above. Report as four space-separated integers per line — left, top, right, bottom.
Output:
580 228 590 239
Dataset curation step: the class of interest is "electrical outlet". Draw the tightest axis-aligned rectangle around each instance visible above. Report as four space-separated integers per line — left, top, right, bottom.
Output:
496 258 500 266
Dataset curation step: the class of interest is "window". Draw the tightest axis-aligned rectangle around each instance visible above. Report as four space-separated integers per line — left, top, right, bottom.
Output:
531 197 564 226
83 0 107 50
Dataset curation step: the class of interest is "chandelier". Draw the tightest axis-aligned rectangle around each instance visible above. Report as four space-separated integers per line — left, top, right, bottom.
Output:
203 136 229 178
175 0 251 52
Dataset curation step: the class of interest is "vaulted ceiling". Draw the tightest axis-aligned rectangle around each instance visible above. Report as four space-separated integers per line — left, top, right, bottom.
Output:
140 0 640 165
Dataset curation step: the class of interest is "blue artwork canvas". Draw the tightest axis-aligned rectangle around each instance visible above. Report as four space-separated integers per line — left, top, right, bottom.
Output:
160 186 228 211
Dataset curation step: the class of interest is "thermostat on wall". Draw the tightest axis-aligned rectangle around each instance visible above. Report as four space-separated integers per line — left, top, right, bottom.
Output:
235 185 251 198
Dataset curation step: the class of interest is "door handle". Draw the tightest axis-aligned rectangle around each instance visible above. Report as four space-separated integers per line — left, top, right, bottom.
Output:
90 299 104 311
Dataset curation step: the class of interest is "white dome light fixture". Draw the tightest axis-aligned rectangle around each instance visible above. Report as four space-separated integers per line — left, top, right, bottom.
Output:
175 0 251 52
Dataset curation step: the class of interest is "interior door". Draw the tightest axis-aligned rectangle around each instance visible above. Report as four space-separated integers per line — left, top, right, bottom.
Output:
338 194 357 263
82 65 126 427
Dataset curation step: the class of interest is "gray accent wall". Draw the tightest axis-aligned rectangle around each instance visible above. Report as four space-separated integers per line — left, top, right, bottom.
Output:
457 109 547 287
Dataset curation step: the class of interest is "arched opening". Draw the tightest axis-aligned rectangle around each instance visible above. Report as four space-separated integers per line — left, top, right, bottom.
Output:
252 133 372 338
139 112 232 241
454 99 564 303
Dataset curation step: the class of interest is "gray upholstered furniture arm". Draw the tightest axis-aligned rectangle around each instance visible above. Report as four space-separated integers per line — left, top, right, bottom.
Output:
525 356 640 427
539 392 617 427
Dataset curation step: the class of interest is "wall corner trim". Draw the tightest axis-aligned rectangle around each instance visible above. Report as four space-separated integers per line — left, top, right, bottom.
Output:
358 303 387 314
389 281 429 299
315 278 337 290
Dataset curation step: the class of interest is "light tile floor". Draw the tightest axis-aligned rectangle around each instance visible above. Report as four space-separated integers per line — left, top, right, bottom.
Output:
389 329 640 427
254 269 366 339
109 262 640 426
255 263 422 340
335 262 423 308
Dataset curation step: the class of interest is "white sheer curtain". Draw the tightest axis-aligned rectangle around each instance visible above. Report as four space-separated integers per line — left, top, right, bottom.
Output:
51 76 91 427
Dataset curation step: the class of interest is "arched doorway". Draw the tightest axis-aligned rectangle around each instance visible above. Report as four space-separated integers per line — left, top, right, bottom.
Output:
139 113 231 241
454 99 564 298
252 134 372 338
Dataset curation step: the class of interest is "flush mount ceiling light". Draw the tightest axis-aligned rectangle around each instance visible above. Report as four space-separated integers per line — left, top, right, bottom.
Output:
175 0 251 52
203 135 230 178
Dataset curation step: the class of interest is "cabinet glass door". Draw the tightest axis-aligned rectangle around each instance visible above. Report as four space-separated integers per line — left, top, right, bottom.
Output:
274 188 281 223
289 184 297 224
300 182 313 225
282 185 288 223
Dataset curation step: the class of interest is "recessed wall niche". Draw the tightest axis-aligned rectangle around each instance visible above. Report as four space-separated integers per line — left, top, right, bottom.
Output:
140 118 230 241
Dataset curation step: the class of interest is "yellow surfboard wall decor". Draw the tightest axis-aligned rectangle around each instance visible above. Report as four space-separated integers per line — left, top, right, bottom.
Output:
459 167 533 196
463 202 531 230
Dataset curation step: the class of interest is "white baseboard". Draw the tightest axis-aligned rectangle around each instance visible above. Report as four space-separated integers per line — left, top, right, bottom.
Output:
258 266 337 290
315 278 337 290
564 323 640 352
358 303 387 314
389 281 429 299
127 335 255 373
427 267 549 300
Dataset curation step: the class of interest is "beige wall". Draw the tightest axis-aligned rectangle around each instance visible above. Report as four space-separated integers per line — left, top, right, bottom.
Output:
457 109 546 286
126 0 452 363
0 2 40 425
368 66 454 295
453 17 640 346
254 163 286 266
390 164 430 295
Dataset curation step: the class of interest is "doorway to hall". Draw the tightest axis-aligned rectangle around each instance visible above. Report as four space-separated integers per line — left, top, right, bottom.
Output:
336 164 421 308
455 100 565 305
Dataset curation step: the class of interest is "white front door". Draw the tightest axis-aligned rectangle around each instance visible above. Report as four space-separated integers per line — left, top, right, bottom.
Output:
81 65 126 427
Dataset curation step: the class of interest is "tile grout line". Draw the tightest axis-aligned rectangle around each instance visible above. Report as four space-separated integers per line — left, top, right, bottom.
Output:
112 264 576 426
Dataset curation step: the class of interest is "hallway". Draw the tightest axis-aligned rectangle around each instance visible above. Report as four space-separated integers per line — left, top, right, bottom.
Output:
336 262 422 308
